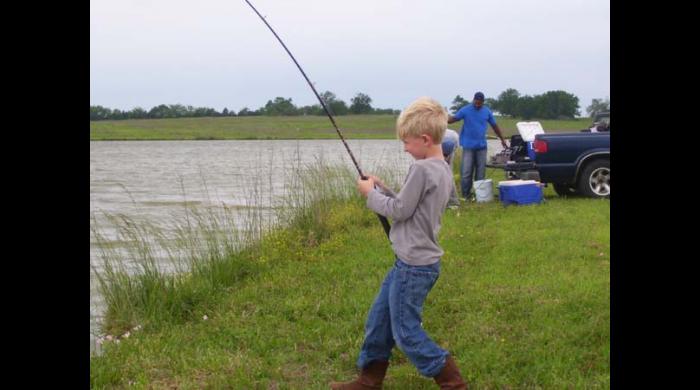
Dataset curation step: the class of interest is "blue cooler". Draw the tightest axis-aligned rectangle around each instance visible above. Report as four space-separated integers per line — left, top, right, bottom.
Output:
498 180 543 206
526 142 536 160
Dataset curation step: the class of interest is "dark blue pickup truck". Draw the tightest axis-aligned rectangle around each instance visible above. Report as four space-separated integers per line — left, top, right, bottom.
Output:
490 112 610 198
533 131 610 198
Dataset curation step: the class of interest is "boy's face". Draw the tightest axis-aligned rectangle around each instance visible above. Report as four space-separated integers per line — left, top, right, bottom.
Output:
402 134 432 160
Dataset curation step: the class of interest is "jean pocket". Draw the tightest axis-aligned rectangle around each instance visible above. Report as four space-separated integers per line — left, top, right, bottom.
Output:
405 269 439 304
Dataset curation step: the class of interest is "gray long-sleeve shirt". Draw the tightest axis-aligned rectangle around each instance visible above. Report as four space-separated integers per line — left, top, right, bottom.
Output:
367 157 453 266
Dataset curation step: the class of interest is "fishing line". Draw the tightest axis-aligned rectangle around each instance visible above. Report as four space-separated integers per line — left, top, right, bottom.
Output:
243 0 392 239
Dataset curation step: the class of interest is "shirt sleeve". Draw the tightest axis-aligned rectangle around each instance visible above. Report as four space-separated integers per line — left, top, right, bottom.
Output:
375 182 397 198
453 106 466 121
366 164 426 222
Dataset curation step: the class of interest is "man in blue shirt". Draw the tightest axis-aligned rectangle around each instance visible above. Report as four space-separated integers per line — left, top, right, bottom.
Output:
448 92 508 199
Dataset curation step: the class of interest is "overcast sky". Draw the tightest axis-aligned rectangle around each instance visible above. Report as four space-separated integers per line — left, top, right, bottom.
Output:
90 0 609 115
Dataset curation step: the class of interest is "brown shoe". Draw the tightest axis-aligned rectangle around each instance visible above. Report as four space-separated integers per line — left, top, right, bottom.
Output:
329 360 389 389
433 356 468 389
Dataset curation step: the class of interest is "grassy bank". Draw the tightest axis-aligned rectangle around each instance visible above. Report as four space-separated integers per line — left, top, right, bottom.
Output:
90 115 591 141
90 165 609 389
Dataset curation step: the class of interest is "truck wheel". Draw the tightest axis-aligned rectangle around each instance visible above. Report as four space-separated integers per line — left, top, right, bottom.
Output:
553 183 578 197
577 158 610 198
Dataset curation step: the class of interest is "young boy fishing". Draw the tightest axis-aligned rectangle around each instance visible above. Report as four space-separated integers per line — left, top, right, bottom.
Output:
330 97 467 389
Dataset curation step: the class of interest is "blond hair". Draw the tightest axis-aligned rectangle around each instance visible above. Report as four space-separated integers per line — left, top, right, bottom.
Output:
396 97 448 143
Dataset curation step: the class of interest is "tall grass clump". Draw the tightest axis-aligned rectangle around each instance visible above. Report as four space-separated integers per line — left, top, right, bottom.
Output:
277 153 357 246
91 153 406 340
269 145 407 248
91 203 262 337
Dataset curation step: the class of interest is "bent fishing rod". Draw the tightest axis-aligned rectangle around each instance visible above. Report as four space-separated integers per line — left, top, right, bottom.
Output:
244 0 391 239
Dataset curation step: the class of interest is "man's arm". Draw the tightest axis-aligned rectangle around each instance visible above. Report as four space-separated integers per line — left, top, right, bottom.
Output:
447 115 459 124
491 123 508 148
487 111 508 148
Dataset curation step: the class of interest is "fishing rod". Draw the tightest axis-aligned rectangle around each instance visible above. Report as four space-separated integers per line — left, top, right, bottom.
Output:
243 0 391 239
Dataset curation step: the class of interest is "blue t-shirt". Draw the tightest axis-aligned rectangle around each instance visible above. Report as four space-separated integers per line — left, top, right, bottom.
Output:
453 104 497 150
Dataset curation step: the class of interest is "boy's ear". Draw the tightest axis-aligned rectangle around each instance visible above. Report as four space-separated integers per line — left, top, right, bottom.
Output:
421 134 433 145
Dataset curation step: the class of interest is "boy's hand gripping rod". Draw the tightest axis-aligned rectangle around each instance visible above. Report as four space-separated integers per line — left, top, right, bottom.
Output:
244 0 391 239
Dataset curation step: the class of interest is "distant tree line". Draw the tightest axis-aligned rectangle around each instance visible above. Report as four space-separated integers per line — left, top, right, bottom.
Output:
90 91 400 121
92 88 609 121
449 89 608 120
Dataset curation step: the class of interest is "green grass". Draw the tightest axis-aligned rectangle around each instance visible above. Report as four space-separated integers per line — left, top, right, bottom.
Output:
90 163 609 389
90 115 591 141
91 155 610 389
91 203 610 389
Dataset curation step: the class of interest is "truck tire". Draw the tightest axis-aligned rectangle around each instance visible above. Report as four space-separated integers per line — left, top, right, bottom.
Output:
577 158 610 198
553 183 578 197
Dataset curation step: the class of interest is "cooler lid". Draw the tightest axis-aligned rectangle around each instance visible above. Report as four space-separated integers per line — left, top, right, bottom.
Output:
516 122 545 142
498 179 539 186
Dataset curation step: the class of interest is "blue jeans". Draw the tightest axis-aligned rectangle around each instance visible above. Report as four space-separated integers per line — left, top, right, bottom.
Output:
460 148 487 197
356 259 449 377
